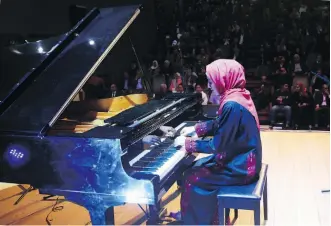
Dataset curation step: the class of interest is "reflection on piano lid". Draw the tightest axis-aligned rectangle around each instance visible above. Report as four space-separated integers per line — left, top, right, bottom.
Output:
0 5 140 135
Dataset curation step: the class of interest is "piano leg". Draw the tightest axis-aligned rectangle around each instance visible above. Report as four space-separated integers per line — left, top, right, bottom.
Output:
85 206 115 225
147 201 167 225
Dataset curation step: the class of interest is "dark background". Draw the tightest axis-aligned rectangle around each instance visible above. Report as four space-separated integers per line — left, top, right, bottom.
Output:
0 0 176 86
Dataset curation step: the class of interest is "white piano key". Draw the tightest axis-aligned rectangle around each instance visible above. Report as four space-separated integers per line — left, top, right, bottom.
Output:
131 124 188 178
174 122 187 131
156 149 186 180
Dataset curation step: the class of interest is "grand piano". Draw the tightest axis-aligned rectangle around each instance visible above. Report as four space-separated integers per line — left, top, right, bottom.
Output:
0 5 203 225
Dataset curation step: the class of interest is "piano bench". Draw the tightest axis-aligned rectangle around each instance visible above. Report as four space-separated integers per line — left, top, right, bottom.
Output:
217 163 268 225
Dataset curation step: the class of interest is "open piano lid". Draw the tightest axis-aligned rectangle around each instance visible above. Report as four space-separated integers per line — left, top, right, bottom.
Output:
0 5 140 135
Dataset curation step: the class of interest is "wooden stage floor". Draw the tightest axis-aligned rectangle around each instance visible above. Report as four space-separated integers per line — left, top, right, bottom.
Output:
0 131 330 225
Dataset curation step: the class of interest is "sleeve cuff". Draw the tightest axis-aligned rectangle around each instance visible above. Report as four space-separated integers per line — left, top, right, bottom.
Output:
185 138 198 153
194 122 208 137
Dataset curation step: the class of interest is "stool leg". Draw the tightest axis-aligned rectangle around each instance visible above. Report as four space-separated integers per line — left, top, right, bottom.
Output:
225 208 230 225
225 208 230 219
263 176 268 220
234 209 238 219
218 202 225 225
254 203 261 226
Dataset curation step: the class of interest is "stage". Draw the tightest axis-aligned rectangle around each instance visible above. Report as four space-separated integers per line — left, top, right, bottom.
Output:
0 130 330 225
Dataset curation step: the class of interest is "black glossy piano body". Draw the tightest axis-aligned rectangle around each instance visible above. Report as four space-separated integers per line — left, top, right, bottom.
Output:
0 5 203 225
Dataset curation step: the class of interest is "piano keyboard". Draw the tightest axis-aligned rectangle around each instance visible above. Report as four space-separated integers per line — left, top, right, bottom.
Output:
130 123 188 181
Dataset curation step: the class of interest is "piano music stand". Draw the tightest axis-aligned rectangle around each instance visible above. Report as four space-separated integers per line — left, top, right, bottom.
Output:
14 185 35 205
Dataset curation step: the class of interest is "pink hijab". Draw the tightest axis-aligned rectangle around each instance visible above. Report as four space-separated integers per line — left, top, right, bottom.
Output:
206 59 260 129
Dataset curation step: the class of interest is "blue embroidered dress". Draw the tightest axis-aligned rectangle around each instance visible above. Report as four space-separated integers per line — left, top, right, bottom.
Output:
180 101 262 225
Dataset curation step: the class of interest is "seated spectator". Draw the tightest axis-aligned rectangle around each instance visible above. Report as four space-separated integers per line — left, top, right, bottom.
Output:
314 84 330 128
154 84 171 100
312 54 329 73
269 83 292 128
310 68 330 93
256 62 271 79
195 84 208 105
196 67 208 88
150 60 162 92
292 83 314 129
272 56 291 88
105 84 122 98
170 72 183 92
253 75 273 111
161 60 174 87
120 72 134 94
290 54 309 90
196 48 209 66
176 84 185 93
186 71 198 88
290 54 308 76
129 62 138 79
135 69 144 92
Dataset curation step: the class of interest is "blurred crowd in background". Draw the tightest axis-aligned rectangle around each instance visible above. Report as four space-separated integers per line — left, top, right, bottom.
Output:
83 0 330 130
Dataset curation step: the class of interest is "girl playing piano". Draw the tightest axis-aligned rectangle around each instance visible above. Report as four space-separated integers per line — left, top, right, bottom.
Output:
171 59 262 224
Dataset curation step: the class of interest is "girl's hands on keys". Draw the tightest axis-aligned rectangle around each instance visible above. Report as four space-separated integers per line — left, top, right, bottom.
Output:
180 126 195 136
142 135 161 145
174 136 186 147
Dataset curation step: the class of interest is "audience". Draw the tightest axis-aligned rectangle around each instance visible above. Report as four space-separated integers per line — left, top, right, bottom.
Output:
269 83 292 128
195 84 208 105
79 0 329 131
292 83 314 129
272 56 291 89
105 84 122 98
253 75 273 111
154 84 171 100
290 54 309 89
176 84 185 93
120 72 134 94
314 84 330 128
255 0 330 130
169 73 183 92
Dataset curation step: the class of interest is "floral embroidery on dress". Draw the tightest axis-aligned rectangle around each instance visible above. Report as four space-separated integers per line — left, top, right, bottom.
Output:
215 152 227 167
185 138 198 153
195 122 208 137
245 152 256 183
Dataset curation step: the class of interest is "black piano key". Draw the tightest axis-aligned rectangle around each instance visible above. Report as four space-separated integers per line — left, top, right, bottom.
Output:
129 137 180 178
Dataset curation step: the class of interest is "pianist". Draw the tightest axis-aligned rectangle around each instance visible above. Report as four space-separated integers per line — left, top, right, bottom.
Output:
171 59 262 224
